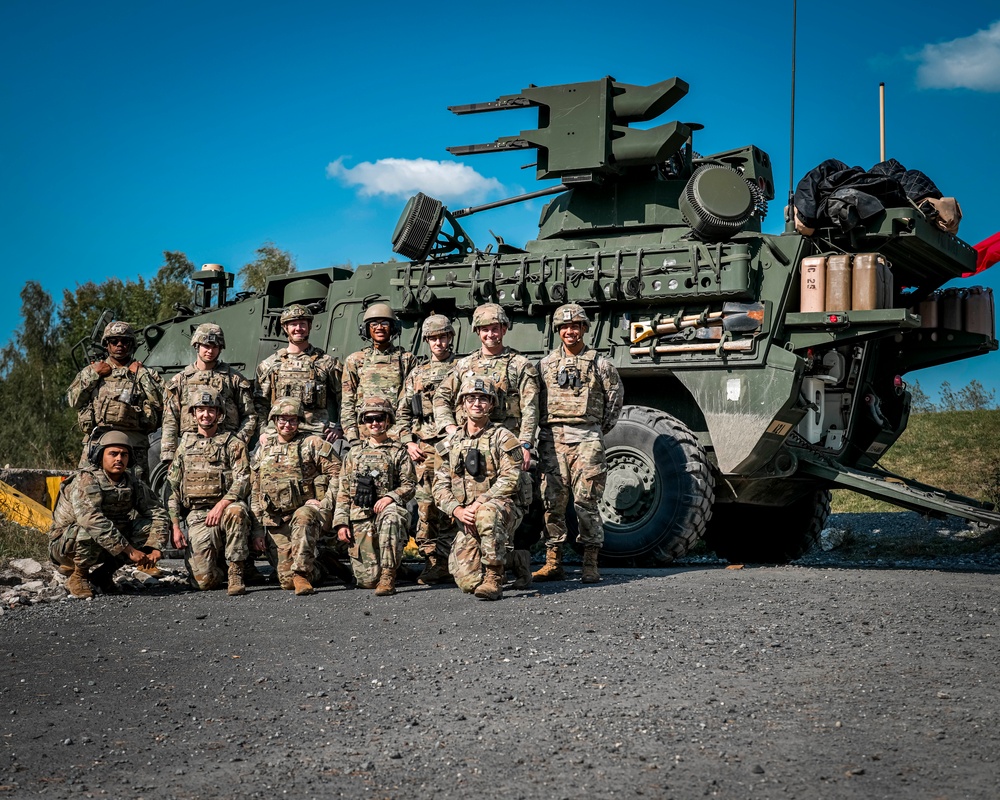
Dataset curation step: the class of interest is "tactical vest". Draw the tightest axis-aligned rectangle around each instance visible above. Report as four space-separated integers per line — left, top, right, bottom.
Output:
356 348 408 406
541 349 605 425
258 438 317 515
179 434 231 507
442 429 506 506
409 359 454 439
346 446 397 513
177 369 238 433
92 369 143 431
457 351 520 427
272 350 328 410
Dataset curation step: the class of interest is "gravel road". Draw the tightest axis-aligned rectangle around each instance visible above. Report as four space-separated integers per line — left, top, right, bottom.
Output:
1 513 998 800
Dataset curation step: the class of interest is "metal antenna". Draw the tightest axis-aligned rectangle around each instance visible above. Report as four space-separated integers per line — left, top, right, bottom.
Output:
788 0 798 211
879 82 886 162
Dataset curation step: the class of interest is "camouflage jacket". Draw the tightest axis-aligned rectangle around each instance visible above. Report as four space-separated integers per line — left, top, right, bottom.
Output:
250 431 339 526
433 347 539 445
396 355 456 444
432 423 522 517
161 362 257 458
254 344 342 436
67 359 164 439
49 466 168 554
166 430 250 521
340 345 416 444
331 438 415 526
539 344 623 434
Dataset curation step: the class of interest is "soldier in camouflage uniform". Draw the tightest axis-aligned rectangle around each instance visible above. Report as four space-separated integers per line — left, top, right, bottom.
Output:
533 304 623 584
333 397 415 596
433 302 539 588
251 398 339 596
160 323 257 461
432 376 523 600
166 388 253 596
67 321 164 483
340 303 416 446
49 431 169 599
396 314 458 584
254 303 342 442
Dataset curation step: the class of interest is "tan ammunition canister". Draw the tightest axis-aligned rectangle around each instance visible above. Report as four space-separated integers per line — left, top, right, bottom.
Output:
941 288 967 330
964 286 995 337
825 255 852 312
852 253 879 311
917 292 939 328
800 256 826 312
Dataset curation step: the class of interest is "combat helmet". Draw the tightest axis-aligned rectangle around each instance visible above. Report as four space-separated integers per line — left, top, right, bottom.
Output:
188 387 223 411
471 303 509 330
357 396 396 426
422 314 454 338
191 323 226 349
360 302 400 339
456 375 498 405
269 397 305 420
101 320 136 347
88 429 133 466
280 304 314 325
553 303 590 330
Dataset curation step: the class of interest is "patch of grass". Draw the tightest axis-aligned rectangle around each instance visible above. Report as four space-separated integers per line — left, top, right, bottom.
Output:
830 409 1000 514
0 517 49 562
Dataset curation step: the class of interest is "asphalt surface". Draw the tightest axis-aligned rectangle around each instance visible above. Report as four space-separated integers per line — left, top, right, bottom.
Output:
1 556 998 799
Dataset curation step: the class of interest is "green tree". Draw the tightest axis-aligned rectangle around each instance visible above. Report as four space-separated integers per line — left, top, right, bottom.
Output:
956 379 996 411
238 241 297 292
908 379 937 413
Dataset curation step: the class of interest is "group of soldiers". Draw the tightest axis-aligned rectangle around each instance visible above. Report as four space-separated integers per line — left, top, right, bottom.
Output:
48 298 623 603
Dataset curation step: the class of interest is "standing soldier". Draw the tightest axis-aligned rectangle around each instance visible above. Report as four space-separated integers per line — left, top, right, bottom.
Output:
433 302 539 588
167 388 254 597
433 377 523 600
251 398 339 596
333 397 415 596
396 314 458 584
160 323 257 462
340 303 416 446
533 304 623 584
254 304 342 442
49 431 169 599
67 320 163 483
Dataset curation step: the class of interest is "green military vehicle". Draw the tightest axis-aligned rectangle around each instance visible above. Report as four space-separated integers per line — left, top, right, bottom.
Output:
129 76 999 564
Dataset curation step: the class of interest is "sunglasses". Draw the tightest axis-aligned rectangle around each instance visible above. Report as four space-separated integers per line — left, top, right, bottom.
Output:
106 338 130 346
363 414 388 424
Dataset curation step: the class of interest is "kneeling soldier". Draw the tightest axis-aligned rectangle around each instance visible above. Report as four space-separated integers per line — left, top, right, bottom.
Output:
333 397 415 595
167 388 253 596
432 377 523 600
252 398 339 596
49 431 169 598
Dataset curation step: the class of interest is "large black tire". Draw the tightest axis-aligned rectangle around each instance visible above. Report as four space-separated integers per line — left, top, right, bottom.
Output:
600 406 715 563
704 489 831 564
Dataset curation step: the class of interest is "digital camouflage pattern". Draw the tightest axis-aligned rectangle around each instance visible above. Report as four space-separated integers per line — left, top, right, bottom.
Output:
340 345 416 444
332 438 415 588
251 431 338 584
432 422 522 591
160 363 257 459
101 320 136 345
49 466 169 572
538 343 623 548
167 431 252 590
254 345 342 436
397 356 458 560
280 304 314 324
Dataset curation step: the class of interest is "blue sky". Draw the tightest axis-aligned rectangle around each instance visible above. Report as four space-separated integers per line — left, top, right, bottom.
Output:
3 1 999 404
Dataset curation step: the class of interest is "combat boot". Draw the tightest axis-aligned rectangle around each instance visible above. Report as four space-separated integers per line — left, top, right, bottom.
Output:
532 545 565 582
474 564 504 601
136 564 163 578
510 549 533 589
227 562 246 596
375 568 397 596
292 573 315 596
417 554 451 585
581 546 602 584
66 566 92 599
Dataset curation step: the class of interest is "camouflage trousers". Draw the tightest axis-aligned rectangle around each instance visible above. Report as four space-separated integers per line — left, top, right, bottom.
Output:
182 503 251 590
266 504 330 588
448 498 521 593
413 440 457 559
345 504 410 589
49 521 156 573
539 424 607 548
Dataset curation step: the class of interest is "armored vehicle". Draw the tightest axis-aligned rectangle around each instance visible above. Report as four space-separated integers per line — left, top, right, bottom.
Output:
133 77 999 563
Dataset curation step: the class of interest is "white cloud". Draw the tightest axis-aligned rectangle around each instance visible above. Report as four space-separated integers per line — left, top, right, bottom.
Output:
914 20 1000 91
326 156 504 202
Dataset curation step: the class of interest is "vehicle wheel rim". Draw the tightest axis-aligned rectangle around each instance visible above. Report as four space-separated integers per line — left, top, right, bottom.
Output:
601 446 660 529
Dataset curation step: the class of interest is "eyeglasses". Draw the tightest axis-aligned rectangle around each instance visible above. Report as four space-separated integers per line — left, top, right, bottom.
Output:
106 338 130 346
464 395 491 405
369 320 390 329
275 416 298 426
363 414 387 424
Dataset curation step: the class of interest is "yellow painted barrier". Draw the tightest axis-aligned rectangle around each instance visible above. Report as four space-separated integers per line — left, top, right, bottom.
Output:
0 479 54 532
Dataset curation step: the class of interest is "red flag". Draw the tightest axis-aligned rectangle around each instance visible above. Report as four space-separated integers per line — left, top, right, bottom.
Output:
964 231 1000 277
